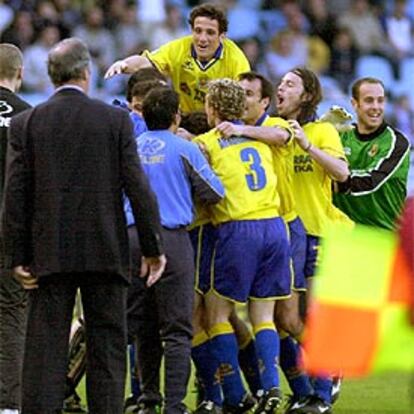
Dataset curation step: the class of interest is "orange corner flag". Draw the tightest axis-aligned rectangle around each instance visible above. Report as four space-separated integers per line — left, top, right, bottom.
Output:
304 224 414 377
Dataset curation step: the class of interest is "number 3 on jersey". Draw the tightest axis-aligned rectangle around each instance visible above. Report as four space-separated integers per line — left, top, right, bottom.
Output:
240 147 267 191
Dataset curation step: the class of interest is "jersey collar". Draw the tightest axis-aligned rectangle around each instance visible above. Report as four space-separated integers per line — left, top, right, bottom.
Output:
191 43 223 71
254 112 268 126
354 122 388 141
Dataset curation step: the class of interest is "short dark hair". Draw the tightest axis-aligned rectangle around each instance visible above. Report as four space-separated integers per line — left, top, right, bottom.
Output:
188 3 228 34
126 67 167 102
180 111 209 135
47 37 90 86
143 87 179 130
238 71 274 107
351 77 385 100
131 79 167 101
291 67 322 125
0 43 23 80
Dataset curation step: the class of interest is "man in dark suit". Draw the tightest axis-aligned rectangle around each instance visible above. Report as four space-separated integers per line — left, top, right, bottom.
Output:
0 37 166 414
0 43 31 414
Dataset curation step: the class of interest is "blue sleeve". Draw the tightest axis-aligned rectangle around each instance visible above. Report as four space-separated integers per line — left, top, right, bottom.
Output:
130 112 148 138
181 142 224 205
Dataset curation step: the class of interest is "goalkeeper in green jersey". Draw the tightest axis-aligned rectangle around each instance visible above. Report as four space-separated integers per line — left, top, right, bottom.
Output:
334 77 411 230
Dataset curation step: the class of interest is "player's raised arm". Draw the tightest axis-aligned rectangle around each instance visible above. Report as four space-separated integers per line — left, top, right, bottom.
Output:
104 54 152 79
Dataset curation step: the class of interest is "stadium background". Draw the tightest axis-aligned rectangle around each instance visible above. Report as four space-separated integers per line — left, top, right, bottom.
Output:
0 0 413 412
1 0 413 189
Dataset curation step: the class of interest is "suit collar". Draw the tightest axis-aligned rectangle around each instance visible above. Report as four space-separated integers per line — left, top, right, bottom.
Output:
54 84 86 96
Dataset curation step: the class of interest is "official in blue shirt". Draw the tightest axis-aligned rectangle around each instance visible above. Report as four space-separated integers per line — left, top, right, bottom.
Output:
127 86 224 414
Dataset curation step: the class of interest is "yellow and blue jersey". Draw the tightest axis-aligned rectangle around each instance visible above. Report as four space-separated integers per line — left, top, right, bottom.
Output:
143 36 250 113
292 121 354 236
194 128 279 224
259 115 297 223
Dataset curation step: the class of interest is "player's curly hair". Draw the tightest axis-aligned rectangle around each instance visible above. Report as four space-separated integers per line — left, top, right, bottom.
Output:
189 3 228 34
206 78 246 121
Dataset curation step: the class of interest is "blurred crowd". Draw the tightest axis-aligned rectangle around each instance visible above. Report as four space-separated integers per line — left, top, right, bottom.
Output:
0 0 413 144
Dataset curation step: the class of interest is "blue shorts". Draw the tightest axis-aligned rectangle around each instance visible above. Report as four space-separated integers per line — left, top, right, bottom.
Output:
189 224 218 294
287 217 307 291
304 235 321 278
212 218 292 303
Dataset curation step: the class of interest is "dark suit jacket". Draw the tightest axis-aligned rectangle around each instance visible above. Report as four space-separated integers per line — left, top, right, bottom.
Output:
1 87 163 282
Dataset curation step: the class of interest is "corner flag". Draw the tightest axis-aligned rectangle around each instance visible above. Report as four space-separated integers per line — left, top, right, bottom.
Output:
304 224 414 377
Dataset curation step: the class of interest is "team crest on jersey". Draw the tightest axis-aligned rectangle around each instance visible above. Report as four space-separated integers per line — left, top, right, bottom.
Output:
368 144 379 157
198 76 209 88
182 60 193 70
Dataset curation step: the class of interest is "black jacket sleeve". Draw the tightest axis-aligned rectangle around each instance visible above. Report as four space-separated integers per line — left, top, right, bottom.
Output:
1 111 33 267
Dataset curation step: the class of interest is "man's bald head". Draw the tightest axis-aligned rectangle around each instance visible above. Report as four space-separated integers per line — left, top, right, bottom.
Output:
47 37 91 86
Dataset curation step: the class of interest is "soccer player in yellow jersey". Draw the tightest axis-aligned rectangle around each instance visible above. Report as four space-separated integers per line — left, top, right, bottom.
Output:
216 71 315 412
276 67 352 414
216 71 307 335
195 79 292 413
104 4 250 113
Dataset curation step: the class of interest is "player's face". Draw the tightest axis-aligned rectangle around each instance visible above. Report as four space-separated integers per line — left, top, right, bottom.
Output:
239 78 269 125
192 17 224 62
352 82 385 134
276 72 305 120
131 96 143 117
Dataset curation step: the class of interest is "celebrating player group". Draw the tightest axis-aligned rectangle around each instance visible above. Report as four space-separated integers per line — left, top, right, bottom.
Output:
0 2 410 414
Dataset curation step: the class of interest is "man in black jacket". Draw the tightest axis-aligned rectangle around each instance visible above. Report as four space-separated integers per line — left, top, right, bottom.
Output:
0 43 31 414
1 37 166 414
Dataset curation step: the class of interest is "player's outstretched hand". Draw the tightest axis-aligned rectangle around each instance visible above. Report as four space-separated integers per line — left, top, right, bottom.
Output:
104 60 127 79
13 265 38 290
140 255 167 287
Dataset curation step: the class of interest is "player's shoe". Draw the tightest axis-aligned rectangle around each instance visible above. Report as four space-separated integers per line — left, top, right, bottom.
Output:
291 396 331 414
136 403 160 414
223 393 257 413
63 392 87 413
254 388 282 414
124 395 139 413
331 376 342 405
283 395 312 414
194 400 223 414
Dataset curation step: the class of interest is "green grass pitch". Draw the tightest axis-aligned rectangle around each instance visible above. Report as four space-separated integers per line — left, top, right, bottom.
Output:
69 369 413 413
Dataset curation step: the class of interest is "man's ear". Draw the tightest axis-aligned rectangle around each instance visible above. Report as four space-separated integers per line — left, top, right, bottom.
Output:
301 92 311 104
175 112 181 127
16 66 23 82
262 96 270 110
351 97 358 111
83 66 91 81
